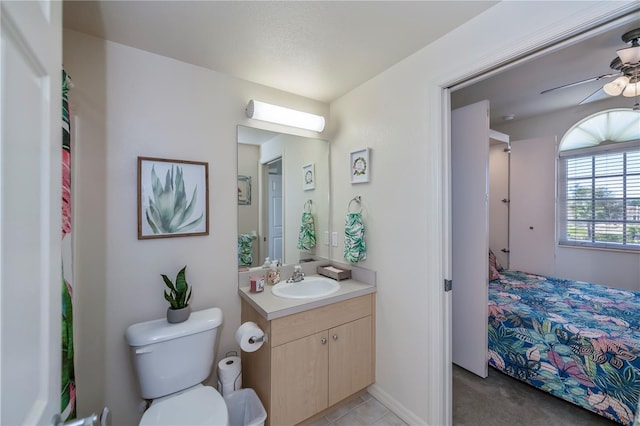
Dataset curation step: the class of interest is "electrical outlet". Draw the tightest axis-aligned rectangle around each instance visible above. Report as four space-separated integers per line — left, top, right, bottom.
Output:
331 232 338 247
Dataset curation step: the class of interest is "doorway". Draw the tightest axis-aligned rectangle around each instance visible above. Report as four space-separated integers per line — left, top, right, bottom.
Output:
446 9 640 425
265 158 283 262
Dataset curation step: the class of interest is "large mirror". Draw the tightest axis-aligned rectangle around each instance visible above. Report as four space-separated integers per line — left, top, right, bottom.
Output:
237 125 330 269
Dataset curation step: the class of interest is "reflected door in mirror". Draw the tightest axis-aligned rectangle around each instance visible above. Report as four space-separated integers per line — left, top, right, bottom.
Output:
268 159 283 261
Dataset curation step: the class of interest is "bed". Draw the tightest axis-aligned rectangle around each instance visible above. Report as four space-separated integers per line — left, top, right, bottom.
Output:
488 270 640 425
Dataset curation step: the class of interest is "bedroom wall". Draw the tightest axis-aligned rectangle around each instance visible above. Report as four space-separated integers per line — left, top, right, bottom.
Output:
494 97 640 291
63 29 329 425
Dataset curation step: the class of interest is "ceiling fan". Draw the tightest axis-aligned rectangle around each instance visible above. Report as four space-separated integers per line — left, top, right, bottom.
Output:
541 28 640 110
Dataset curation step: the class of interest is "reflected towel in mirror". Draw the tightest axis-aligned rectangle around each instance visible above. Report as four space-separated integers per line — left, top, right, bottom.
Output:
297 212 316 250
238 233 256 266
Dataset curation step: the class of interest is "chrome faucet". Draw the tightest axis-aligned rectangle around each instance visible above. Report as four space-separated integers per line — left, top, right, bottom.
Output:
287 265 305 283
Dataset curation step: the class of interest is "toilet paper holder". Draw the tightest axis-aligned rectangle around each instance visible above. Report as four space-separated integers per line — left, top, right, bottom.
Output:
249 333 267 344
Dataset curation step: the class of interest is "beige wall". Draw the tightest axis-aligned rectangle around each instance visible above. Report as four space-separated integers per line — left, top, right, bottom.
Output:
63 29 328 425
279 134 331 264
328 2 634 424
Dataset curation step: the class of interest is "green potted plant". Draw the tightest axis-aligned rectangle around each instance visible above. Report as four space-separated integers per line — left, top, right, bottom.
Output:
162 265 192 323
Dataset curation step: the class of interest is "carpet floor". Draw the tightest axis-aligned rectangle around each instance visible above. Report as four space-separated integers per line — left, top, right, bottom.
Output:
453 364 620 426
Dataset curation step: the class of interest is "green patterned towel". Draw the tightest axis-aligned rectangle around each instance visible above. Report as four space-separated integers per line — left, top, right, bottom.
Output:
344 212 366 262
238 233 255 266
297 212 316 250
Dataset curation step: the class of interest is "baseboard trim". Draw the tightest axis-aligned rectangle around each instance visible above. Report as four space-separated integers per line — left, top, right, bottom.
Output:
367 384 425 425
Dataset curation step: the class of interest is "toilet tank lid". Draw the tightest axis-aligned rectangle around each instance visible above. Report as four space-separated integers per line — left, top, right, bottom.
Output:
126 307 223 347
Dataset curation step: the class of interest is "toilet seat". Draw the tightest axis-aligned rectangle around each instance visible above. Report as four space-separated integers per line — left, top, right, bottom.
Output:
140 385 228 426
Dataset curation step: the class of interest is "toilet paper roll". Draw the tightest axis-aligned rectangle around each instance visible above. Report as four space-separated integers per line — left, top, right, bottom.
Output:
218 356 241 381
217 356 242 396
235 321 264 352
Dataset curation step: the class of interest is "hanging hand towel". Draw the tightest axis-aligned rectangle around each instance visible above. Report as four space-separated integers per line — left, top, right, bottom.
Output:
344 212 366 263
238 233 255 266
297 212 317 250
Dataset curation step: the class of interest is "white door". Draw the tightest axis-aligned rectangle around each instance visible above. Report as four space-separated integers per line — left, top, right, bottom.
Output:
451 101 489 378
268 166 283 262
1 1 62 425
509 137 557 276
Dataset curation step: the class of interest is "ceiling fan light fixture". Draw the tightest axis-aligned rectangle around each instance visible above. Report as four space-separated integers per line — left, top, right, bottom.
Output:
603 76 629 96
616 45 640 65
622 81 640 98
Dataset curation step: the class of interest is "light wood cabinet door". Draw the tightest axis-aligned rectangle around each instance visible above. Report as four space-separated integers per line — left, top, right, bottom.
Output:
328 316 373 406
271 331 329 425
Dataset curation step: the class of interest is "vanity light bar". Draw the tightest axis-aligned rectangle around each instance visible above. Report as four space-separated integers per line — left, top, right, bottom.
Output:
245 99 325 132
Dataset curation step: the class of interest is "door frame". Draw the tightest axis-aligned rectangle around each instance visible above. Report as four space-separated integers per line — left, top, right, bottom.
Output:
436 4 640 426
266 158 283 262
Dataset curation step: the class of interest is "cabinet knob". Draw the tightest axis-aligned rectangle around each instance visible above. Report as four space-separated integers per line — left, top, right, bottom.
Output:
321 337 327 344
332 334 338 341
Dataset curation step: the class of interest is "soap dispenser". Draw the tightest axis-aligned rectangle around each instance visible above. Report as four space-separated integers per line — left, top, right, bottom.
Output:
267 259 281 285
261 257 271 269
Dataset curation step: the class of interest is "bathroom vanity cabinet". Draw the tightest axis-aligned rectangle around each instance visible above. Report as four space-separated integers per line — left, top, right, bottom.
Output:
240 293 375 426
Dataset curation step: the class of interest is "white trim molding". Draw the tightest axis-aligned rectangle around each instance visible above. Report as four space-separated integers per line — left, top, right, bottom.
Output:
367 384 425 426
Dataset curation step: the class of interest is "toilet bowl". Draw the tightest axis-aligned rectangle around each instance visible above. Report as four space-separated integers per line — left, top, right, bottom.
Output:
126 308 229 426
139 385 228 426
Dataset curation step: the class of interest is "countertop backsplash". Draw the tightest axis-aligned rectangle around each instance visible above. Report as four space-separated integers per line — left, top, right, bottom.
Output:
238 257 375 288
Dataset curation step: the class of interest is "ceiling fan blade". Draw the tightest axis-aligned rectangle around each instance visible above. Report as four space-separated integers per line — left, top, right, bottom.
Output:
540 73 619 95
579 87 610 105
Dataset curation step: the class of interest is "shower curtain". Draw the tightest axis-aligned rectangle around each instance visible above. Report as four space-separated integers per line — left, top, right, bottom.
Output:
61 69 76 421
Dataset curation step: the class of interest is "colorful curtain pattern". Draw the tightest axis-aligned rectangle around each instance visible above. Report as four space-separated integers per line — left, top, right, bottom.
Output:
344 212 366 263
61 70 76 421
297 212 316 250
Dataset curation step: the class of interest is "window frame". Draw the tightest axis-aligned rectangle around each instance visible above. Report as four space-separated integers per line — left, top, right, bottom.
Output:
558 139 640 252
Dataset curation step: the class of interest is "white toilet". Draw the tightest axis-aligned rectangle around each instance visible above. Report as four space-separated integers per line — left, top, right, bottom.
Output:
125 307 229 426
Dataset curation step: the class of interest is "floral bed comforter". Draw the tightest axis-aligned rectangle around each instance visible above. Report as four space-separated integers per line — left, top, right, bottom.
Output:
489 270 640 425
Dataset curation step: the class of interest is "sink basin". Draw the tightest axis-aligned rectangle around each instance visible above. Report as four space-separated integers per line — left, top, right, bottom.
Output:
271 276 340 299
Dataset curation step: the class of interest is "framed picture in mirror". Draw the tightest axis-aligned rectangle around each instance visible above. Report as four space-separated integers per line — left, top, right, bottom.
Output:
238 175 252 205
303 163 315 191
138 156 209 239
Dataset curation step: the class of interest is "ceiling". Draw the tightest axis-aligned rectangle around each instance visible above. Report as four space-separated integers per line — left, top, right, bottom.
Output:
63 2 640 126
62 1 497 103
452 12 640 127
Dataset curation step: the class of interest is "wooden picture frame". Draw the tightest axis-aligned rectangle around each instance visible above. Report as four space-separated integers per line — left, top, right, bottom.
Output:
138 156 209 239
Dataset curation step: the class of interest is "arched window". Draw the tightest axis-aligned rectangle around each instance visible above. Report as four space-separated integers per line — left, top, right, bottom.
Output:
558 109 640 250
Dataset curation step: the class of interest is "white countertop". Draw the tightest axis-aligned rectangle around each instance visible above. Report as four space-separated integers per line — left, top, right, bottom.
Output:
239 277 376 320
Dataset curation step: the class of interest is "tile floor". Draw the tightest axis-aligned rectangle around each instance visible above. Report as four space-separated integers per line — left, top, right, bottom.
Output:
301 391 408 426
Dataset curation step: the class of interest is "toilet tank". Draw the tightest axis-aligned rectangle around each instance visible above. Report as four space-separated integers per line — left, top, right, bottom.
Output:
125 307 223 400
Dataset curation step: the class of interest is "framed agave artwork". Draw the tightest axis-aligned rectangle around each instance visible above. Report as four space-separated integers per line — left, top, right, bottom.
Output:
138 157 209 239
